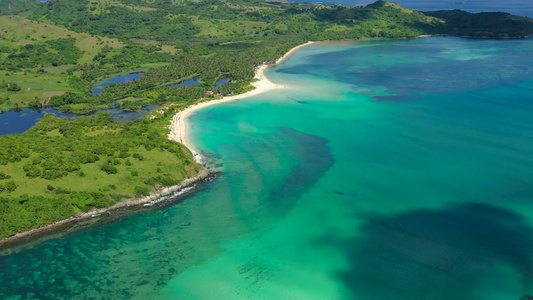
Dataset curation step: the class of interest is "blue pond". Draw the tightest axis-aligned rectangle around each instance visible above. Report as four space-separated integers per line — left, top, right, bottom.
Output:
92 73 143 95
0 107 76 135
0 104 158 135
169 77 201 88
215 78 229 89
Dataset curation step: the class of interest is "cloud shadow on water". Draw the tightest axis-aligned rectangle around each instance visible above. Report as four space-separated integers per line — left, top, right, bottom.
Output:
334 203 533 300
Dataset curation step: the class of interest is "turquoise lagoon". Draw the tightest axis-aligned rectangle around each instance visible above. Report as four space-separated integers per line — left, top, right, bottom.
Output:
2 37 533 299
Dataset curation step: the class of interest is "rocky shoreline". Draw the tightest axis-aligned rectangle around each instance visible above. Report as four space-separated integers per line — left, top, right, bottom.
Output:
0 167 217 253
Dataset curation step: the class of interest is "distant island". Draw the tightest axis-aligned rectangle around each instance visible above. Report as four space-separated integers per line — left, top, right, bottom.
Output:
1 0 533 247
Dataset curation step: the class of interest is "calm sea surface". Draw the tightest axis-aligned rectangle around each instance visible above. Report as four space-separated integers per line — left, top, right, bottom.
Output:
2 37 533 299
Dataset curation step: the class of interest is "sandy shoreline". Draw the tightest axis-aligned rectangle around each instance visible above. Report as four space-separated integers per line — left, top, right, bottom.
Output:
0 40 316 252
167 64 283 152
168 41 316 153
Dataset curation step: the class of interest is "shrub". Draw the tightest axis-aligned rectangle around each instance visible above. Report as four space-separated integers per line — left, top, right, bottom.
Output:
132 153 144 161
101 163 118 174
134 186 150 197
4 181 18 192
7 83 21 92
23 164 42 178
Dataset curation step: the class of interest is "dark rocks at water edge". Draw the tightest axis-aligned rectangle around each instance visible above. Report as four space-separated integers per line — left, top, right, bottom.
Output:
0 167 219 253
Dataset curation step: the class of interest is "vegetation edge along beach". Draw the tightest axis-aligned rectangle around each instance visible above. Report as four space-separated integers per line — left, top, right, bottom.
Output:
168 41 315 150
0 41 311 251
2 0 533 250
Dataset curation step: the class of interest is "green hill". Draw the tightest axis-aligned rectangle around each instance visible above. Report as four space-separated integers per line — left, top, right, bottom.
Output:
426 10 533 38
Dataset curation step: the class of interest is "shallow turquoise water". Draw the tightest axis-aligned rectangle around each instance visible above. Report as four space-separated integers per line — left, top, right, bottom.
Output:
2 37 533 299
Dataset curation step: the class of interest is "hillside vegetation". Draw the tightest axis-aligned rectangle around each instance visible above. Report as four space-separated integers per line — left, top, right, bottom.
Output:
0 112 200 239
426 10 533 38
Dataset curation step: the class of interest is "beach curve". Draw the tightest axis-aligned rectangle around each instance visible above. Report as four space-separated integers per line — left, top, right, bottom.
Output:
168 41 315 156
0 41 315 253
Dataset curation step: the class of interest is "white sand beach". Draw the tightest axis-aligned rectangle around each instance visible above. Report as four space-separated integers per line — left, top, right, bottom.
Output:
168 41 315 155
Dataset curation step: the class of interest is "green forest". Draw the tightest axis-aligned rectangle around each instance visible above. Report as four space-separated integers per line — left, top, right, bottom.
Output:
0 0 533 239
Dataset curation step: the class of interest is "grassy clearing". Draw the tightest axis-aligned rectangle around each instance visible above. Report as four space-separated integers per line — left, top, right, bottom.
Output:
83 126 120 137
4 145 197 200
0 15 124 63
160 45 179 54
131 38 159 45
39 64 76 75
225 2 279 12
140 62 172 68
509 15 533 22
0 71 75 110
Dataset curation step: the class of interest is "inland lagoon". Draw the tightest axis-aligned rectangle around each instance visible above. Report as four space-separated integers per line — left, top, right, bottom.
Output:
92 73 143 96
2 37 533 299
0 104 158 135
